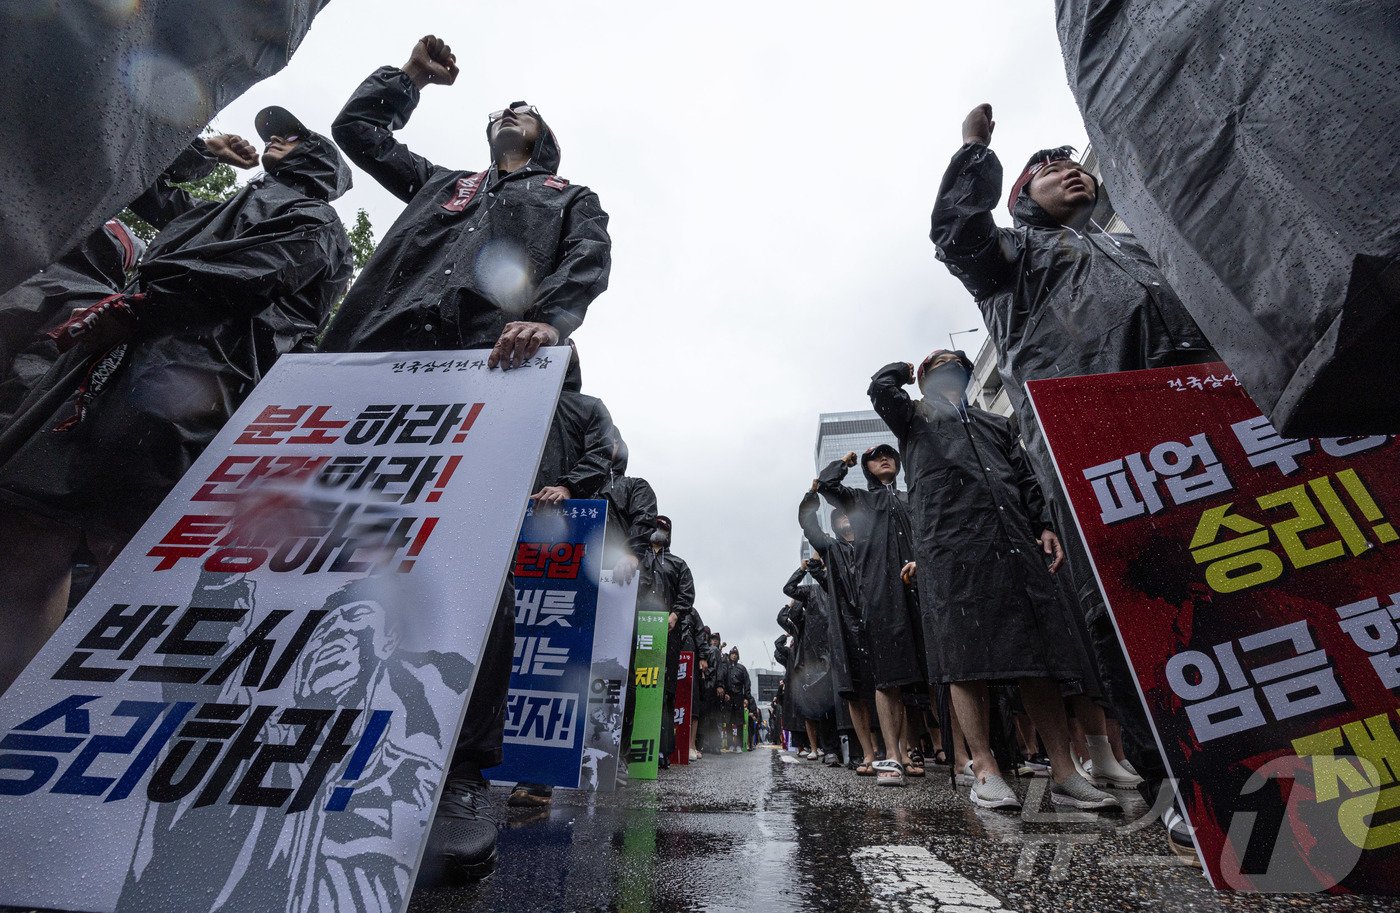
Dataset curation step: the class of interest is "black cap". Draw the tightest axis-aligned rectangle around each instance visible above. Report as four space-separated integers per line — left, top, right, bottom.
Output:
254 106 309 142
863 443 900 463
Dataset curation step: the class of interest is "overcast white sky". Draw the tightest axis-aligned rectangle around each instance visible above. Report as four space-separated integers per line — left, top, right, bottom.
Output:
216 1 1088 670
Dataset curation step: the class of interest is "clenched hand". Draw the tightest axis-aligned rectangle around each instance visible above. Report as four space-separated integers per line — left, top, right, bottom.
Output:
962 103 995 146
204 134 258 169
403 35 459 89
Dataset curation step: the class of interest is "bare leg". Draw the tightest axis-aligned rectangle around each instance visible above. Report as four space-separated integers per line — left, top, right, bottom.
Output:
846 698 877 765
0 511 80 696
925 701 944 758
948 695 972 770
949 681 996 782
1017 677 1078 785
805 720 821 756
1069 714 1088 765
1013 712 1039 761
1107 717 1129 762
1073 695 1108 737
874 687 910 766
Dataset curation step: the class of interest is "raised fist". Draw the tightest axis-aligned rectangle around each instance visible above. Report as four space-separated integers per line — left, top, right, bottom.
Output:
404 35 459 89
962 103 994 146
204 133 258 169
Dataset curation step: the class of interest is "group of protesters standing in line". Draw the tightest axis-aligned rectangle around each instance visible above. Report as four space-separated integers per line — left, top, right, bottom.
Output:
772 102 1218 866
0 33 714 884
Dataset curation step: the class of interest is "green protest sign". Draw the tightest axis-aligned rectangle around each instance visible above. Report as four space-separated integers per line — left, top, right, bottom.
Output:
627 610 669 781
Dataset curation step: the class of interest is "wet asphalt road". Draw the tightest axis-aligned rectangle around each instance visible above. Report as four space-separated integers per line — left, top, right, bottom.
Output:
415 746 1400 913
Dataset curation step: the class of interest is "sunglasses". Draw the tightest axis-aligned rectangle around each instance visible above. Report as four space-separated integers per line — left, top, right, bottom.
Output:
487 104 538 123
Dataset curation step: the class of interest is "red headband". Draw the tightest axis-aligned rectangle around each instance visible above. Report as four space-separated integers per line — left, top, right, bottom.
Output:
1006 152 1074 217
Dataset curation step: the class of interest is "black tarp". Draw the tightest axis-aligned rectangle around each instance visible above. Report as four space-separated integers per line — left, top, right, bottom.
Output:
0 0 329 296
1056 0 1400 435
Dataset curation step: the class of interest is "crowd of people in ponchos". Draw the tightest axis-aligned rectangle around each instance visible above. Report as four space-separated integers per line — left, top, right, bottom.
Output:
763 102 1222 869
0 26 1223 880
0 31 826 884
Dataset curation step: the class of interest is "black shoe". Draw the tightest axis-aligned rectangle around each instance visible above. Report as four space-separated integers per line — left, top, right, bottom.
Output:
425 774 500 881
1164 807 1203 869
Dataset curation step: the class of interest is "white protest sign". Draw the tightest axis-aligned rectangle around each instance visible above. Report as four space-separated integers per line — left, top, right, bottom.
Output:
0 347 567 913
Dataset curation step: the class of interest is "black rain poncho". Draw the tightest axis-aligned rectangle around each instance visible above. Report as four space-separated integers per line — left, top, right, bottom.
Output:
723 659 751 707
798 489 873 700
532 351 613 500
602 466 659 565
0 220 144 428
782 566 837 722
639 544 696 700
931 143 1217 491
638 546 696 620
816 458 925 692
931 142 1217 623
319 67 611 353
1056 0 1400 436
869 363 1081 684
773 631 799 733
0 0 327 296
0 135 353 541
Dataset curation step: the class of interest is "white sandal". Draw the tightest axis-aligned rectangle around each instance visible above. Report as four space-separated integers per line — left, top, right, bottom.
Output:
873 759 907 787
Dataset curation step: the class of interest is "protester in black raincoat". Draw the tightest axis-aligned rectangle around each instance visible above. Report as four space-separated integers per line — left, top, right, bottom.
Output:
319 36 610 364
930 105 1216 626
529 344 614 504
869 353 1118 813
639 514 697 764
782 561 838 724
929 104 1211 816
696 631 724 754
0 120 351 696
769 672 787 747
318 35 609 877
0 219 144 428
817 446 925 784
600 428 662 759
600 429 658 579
773 621 801 744
798 486 879 773
1 125 351 541
721 647 752 749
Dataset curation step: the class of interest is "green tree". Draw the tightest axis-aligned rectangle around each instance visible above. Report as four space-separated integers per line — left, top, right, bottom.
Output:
347 208 376 275
118 163 242 243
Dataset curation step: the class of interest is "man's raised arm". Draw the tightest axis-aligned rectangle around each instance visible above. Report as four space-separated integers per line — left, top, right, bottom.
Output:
930 103 1018 298
332 36 457 203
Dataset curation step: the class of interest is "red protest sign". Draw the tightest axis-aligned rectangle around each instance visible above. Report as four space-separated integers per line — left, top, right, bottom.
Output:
670 650 694 766
1029 363 1400 894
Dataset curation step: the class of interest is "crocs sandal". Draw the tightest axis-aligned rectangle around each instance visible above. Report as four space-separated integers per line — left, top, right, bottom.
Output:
873 759 908 787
